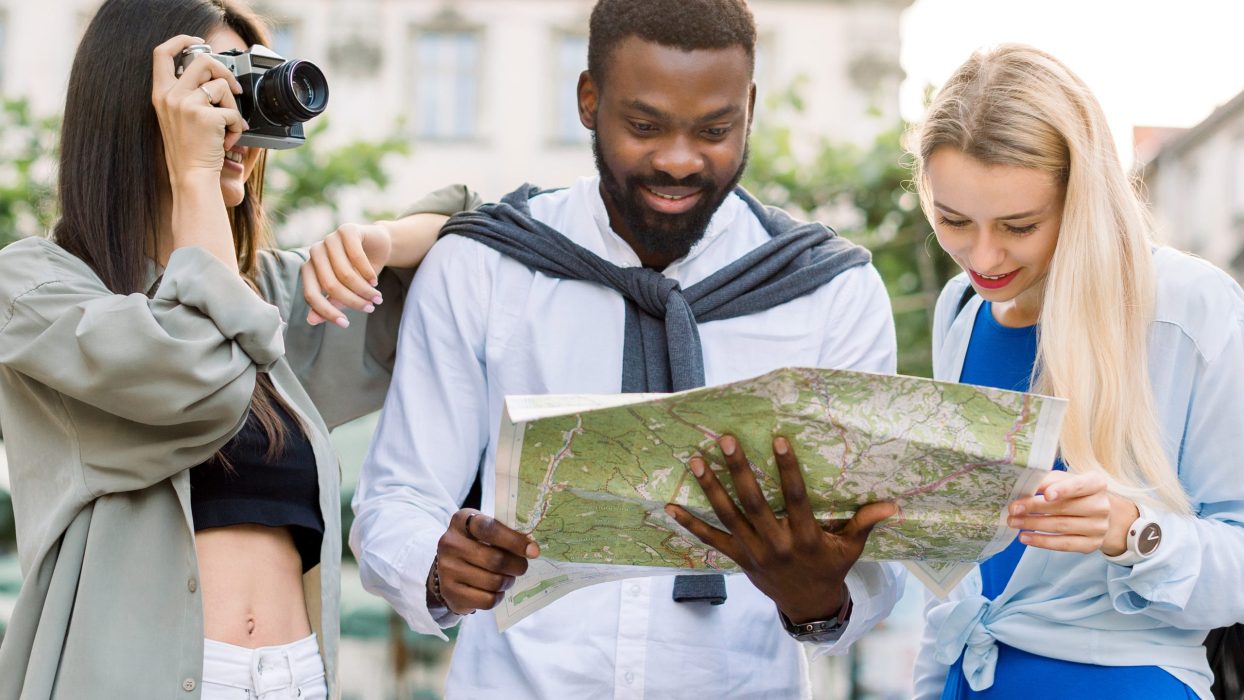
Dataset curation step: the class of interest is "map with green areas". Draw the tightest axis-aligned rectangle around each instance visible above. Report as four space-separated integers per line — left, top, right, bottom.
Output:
499 367 1065 570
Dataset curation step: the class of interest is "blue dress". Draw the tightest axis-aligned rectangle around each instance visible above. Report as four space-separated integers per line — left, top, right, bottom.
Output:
941 302 1195 699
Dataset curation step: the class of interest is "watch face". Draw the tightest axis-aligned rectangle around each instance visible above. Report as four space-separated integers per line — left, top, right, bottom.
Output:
1137 522 1162 556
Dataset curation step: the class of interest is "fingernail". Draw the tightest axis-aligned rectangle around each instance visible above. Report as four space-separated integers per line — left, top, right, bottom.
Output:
372 295 383 304
774 437 789 455
1019 533 1031 544
1011 504 1025 516
664 505 679 520
720 436 736 457
1007 518 1017 528
363 303 375 313
1046 490 1058 501
525 542 540 558
689 457 705 478
335 316 349 329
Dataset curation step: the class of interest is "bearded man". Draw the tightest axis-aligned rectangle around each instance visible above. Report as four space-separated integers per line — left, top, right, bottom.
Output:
351 0 905 696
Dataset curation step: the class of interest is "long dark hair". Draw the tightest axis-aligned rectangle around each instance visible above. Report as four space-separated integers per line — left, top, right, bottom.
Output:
55 0 294 460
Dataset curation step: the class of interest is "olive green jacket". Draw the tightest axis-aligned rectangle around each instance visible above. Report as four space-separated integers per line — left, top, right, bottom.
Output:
0 235 412 699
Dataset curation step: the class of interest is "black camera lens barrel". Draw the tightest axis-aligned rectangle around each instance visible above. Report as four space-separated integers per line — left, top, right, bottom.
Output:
255 60 329 125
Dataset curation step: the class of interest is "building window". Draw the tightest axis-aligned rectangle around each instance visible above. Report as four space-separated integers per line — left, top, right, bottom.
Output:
553 33 588 144
414 29 481 141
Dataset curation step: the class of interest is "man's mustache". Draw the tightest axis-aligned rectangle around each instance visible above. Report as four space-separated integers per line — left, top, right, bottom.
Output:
629 172 714 191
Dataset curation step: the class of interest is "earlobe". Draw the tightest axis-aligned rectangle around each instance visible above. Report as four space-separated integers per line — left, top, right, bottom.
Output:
578 70 598 130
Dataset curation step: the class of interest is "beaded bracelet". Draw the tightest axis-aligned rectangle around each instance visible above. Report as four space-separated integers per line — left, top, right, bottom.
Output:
429 554 447 608
429 554 471 615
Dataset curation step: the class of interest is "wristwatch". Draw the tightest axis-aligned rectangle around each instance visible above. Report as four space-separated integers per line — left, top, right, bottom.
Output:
1103 505 1162 567
778 595 852 644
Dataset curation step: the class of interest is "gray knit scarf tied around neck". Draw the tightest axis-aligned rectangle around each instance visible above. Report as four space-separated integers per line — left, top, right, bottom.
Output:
441 183 871 605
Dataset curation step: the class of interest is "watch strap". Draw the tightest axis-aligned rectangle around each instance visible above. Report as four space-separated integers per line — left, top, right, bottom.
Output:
779 594 852 643
1104 504 1161 567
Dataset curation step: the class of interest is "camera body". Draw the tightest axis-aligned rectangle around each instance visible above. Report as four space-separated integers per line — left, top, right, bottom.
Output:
175 44 328 150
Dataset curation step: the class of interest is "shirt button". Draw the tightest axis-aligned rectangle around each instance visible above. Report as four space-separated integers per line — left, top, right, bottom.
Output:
624 671 635 685
187 577 197 593
182 678 197 692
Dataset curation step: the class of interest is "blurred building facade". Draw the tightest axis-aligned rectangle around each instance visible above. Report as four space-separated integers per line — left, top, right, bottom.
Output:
0 0 910 207
1138 90 1244 281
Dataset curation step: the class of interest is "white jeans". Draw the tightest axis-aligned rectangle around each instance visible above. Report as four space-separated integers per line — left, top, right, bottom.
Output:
201 633 328 700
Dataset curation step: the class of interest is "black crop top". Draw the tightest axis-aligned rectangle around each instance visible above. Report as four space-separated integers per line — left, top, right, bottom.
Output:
191 400 323 572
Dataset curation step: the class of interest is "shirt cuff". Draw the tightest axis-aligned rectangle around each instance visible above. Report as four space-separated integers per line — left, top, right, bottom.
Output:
391 534 459 641
803 561 903 656
1107 508 1200 614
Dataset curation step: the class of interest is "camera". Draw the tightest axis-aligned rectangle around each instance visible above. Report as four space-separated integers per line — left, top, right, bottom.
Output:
176 43 328 150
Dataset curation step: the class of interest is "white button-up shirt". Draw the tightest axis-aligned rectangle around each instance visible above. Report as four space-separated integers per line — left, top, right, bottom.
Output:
351 177 905 699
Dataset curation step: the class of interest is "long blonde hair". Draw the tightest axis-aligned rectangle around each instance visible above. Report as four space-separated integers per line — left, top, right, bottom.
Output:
910 44 1190 513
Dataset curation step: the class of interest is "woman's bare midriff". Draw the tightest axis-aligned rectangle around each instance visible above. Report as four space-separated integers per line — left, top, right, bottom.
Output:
195 523 312 648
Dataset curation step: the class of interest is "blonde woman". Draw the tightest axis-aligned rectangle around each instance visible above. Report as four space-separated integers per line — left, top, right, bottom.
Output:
909 44 1244 699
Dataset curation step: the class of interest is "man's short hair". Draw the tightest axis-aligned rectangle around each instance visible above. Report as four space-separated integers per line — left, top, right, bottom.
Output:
587 0 757 89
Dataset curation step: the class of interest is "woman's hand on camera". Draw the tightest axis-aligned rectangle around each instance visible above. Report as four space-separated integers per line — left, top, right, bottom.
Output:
301 223 394 328
151 35 248 186
1006 470 1138 555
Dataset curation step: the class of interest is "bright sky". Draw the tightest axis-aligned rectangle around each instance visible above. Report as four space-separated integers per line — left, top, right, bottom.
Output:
900 0 1244 167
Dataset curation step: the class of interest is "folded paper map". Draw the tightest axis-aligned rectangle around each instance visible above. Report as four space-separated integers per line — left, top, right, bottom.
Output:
492 367 1066 631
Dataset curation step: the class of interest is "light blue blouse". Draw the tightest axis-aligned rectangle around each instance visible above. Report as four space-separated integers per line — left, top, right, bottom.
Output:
912 247 1244 700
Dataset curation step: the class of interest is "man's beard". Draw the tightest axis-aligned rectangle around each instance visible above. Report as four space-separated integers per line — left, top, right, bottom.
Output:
593 130 748 265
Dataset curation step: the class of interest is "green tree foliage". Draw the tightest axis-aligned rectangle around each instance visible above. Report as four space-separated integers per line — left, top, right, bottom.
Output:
742 82 959 377
0 98 59 247
263 119 411 228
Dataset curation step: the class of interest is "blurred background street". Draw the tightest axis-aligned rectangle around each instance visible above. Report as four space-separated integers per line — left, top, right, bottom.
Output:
1 1 1242 697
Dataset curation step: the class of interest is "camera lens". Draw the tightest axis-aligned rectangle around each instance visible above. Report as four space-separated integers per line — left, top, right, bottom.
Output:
255 60 329 125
